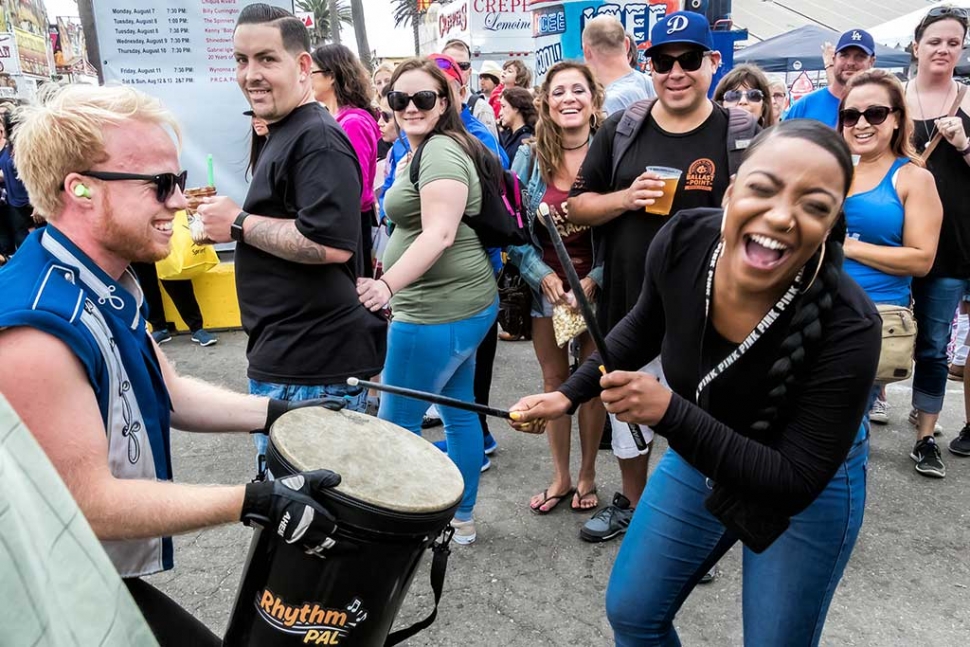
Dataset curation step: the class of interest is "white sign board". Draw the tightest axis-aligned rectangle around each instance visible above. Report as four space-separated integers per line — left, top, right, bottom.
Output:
92 0 294 204
0 33 22 76
469 0 533 55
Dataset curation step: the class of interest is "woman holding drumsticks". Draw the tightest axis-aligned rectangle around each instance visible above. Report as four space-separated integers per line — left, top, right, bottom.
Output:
510 120 881 646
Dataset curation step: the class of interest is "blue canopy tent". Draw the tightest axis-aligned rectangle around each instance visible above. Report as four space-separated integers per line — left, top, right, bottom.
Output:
734 25 911 72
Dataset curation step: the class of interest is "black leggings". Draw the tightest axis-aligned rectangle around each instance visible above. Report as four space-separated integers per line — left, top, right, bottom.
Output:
132 262 205 332
474 320 499 437
124 578 221 646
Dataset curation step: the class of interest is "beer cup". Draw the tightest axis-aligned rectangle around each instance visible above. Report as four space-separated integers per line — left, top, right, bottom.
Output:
644 166 682 216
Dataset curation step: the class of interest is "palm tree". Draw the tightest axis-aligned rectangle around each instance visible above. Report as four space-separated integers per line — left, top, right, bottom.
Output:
350 0 373 72
327 0 341 44
391 0 422 55
295 0 352 46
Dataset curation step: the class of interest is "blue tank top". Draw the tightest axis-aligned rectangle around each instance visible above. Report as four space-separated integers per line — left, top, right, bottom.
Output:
843 157 912 304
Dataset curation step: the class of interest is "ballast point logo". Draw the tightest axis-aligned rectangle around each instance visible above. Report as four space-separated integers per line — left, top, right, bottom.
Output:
256 588 368 644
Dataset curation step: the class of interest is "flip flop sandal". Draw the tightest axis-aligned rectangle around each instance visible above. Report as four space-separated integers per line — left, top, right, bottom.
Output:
571 486 598 512
530 488 574 515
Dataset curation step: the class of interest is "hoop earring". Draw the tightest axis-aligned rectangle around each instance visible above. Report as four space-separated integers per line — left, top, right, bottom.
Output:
803 243 826 293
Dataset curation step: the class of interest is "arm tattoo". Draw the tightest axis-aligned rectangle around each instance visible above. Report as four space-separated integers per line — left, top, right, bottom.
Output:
244 217 329 264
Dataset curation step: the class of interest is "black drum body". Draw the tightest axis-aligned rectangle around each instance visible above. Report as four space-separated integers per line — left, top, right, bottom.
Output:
224 409 462 647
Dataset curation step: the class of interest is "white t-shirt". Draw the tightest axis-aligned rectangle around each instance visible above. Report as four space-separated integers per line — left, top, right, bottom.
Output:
604 70 656 116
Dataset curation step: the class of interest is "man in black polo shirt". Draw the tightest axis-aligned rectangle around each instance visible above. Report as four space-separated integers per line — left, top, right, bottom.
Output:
567 11 756 545
199 4 386 470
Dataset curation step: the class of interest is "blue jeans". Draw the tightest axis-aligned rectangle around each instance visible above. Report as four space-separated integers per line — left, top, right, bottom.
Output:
912 276 965 414
379 299 498 520
606 437 868 647
248 380 368 471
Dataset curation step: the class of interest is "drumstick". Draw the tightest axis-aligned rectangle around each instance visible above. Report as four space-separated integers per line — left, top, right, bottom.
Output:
537 203 649 452
347 378 542 432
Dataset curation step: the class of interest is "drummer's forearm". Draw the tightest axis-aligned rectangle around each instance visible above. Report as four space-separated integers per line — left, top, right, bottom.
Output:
168 374 269 434
85 480 245 540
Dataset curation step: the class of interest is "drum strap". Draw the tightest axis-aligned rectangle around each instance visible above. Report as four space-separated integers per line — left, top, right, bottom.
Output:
385 527 454 645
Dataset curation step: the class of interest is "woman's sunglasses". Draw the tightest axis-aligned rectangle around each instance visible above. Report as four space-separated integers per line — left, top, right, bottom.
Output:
838 105 898 128
79 170 188 203
723 89 764 103
650 50 712 74
387 90 443 112
379 110 393 122
917 6 969 37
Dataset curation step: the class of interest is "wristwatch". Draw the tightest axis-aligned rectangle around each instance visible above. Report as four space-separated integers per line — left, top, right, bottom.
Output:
231 211 250 243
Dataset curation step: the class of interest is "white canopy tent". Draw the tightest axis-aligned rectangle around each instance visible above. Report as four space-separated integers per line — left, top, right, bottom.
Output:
868 1 970 49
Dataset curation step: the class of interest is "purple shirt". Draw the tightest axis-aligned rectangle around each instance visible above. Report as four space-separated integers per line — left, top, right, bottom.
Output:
336 107 380 212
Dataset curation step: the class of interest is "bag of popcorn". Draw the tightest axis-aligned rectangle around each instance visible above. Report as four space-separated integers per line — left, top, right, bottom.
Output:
553 302 587 348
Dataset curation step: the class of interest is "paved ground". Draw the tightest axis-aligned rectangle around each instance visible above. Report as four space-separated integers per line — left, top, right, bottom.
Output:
154 331 969 646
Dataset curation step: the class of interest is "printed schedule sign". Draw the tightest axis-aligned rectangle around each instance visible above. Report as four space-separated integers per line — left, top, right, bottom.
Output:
93 0 294 204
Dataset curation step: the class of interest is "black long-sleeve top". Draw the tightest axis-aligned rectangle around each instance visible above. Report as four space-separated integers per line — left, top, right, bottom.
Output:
560 210 881 546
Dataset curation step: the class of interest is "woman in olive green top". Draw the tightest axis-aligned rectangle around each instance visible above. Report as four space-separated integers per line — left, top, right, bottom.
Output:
356 58 501 545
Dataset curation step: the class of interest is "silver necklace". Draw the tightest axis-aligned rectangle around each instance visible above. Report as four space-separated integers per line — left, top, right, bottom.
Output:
914 80 955 149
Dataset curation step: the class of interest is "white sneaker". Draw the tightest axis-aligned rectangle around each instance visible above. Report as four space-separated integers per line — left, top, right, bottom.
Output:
869 398 889 425
450 518 476 545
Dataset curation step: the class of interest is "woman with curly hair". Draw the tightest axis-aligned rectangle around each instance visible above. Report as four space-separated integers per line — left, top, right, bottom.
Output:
311 44 380 277
507 61 607 514
498 86 538 165
713 63 775 127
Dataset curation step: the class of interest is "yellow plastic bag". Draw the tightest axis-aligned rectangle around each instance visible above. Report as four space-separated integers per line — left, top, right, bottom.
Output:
155 210 219 280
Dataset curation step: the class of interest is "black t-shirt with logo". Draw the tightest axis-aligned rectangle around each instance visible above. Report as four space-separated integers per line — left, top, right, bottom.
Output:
238 102 386 385
570 104 731 330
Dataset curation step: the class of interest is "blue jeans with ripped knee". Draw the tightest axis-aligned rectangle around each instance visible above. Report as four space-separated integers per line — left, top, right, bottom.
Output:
379 299 498 520
606 434 868 647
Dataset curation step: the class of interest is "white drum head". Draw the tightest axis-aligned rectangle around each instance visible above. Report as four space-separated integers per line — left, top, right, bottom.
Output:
270 407 464 514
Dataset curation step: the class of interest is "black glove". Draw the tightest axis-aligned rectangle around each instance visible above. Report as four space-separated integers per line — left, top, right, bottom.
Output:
242 469 342 556
255 396 350 435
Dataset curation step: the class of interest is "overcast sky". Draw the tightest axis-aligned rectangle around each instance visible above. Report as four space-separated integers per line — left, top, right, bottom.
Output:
43 0 415 58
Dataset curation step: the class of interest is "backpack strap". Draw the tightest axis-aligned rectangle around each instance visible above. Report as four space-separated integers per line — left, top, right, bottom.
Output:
724 106 760 176
611 98 656 185
408 136 433 190
467 92 482 113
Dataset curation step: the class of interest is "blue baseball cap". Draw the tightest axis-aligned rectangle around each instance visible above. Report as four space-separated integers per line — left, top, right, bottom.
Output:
836 29 876 56
646 11 714 57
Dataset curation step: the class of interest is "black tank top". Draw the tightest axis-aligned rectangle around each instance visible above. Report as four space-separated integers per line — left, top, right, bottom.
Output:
914 107 970 278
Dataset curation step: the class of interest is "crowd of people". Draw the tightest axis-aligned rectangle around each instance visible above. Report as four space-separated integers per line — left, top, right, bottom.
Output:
1 3 970 645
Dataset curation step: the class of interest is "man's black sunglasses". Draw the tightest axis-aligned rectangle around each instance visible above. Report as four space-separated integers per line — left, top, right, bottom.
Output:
455 61 471 71
838 106 898 128
387 90 443 112
79 170 188 203
650 50 713 74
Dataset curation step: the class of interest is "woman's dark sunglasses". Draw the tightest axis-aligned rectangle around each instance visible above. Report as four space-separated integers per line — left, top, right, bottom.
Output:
839 106 898 128
723 88 764 103
918 6 969 36
387 90 443 112
79 170 188 203
650 50 712 74
379 110 393 122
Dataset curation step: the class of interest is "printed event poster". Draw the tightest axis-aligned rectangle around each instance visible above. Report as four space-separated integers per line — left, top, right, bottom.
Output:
2 0 53 76
92 0 294 205
529 0 677 79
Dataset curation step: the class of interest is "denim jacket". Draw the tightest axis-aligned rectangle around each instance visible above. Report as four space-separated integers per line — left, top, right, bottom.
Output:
506 142 603 305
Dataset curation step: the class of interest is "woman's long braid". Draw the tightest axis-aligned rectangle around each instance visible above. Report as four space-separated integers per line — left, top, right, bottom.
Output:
749 236 845 433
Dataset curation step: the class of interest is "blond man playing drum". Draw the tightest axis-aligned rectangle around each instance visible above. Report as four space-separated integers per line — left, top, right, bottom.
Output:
0 84 344 647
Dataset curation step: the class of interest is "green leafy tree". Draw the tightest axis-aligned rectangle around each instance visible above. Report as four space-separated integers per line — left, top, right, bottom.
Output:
295 0 353 46
390 0 423 55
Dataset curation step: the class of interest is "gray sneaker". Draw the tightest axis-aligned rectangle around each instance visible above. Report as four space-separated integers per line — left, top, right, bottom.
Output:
580 492 632 543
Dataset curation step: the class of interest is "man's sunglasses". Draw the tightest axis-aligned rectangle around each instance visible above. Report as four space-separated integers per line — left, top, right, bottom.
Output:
838 106 898 128
723 88 764 103
387 90 443 112
650 50 713 74
79 170 188 203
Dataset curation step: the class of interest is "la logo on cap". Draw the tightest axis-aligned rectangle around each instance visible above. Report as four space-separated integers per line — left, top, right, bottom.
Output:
851 30 862 41
667 14 690 34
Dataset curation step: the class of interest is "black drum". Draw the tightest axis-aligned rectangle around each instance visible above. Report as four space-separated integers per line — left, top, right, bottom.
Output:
224 407 464 646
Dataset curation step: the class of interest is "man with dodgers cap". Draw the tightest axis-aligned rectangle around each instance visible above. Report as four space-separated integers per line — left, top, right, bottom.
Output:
566 10 759 545
785 28 877 128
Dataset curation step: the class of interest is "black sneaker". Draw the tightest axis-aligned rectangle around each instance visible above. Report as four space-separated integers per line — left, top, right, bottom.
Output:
911 437 946 478
580 492 632 543
949 423 970 457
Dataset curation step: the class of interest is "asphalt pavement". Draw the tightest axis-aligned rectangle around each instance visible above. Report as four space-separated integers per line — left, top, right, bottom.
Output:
153 330 969 646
